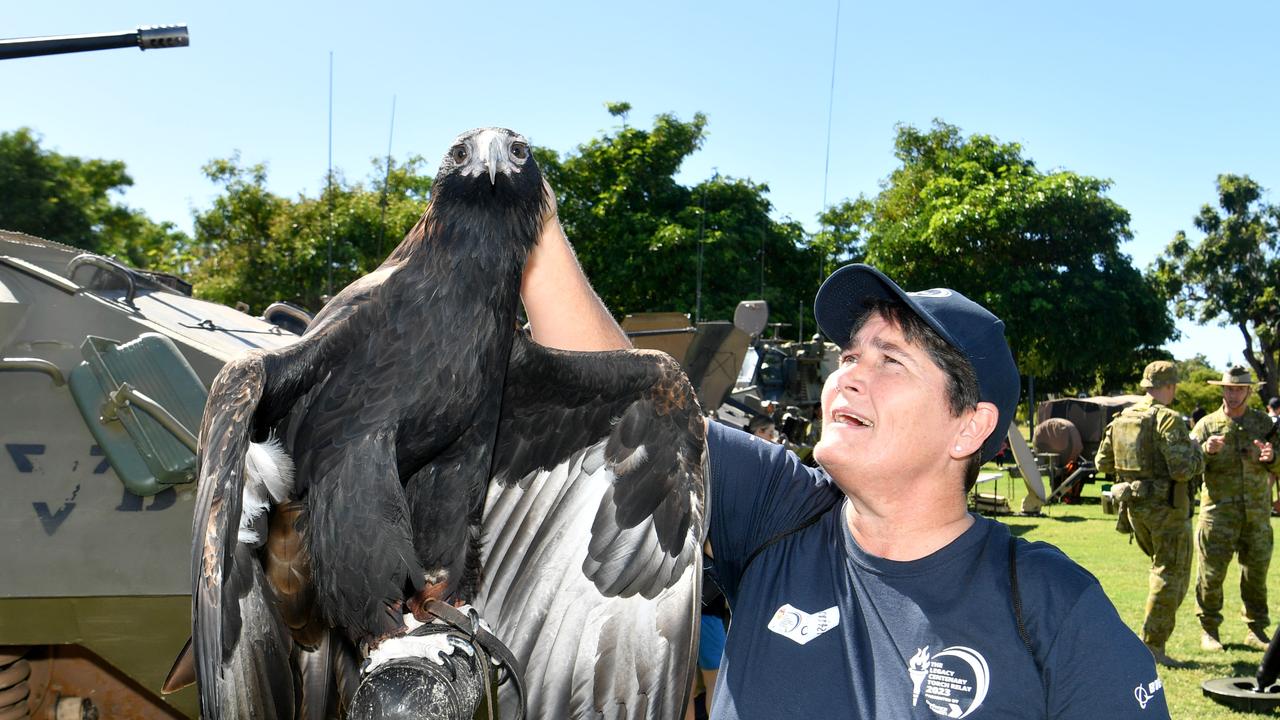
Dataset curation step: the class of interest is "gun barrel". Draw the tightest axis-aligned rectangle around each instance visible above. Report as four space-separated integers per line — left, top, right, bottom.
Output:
0 25 188 60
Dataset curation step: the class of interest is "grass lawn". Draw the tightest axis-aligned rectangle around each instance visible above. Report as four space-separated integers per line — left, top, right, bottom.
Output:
978 465 1280 718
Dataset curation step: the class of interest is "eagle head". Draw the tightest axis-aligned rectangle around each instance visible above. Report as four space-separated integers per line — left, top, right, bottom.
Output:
429 128 546 247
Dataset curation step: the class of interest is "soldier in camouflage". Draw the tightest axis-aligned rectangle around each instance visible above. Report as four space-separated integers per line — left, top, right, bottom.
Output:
1191 365 1279 652
1096 360 1204 667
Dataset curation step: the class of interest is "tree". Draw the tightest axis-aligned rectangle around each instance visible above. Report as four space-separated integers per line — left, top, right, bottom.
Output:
837 120 1174 394
812 197 870 276
539 109 822 333
0 127 187 268
678 174 816 331
187 154 432 313
1153 174 1280 403
1172 355 1229 417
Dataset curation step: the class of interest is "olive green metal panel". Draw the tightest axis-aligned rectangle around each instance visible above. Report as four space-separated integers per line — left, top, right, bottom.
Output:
2 358 199 597
1 232 297 600
69 334 206 496
0 232 311 719
0 280 197 597
0 595 197 718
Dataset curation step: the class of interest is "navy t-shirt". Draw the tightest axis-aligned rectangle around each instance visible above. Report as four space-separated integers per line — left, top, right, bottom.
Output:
705 422 1169 719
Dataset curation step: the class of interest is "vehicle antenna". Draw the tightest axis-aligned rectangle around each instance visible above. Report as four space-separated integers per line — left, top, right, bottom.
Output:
759 217 766 300
820 0 842 280
696 182 705 324
326 51 334 299
378 95 397 258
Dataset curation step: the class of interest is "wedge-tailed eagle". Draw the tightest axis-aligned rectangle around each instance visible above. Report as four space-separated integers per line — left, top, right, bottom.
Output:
188 127 706 719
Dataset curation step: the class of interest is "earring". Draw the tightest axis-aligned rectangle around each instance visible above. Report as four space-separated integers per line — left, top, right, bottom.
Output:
954 445 962 451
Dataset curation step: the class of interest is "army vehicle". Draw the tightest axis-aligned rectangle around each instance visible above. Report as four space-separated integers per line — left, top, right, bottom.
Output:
0 25 189 60
732 329 839 453
1 26 206 719
1029 395 1143 502
0 231 305 719
622 301 761 417
624 302 839 459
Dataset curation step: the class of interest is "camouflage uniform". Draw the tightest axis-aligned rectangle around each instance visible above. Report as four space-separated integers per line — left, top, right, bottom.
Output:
1191 407 1280 637
1096 394 1204 649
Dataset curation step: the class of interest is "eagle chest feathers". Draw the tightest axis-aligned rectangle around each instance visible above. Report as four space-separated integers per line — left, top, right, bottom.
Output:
189 127 706 720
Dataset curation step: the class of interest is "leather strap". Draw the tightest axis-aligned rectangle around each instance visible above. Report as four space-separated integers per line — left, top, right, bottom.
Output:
421 599 526 720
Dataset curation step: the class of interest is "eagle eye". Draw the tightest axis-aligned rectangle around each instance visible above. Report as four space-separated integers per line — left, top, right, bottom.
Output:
450 145 469 164
510 142 529 160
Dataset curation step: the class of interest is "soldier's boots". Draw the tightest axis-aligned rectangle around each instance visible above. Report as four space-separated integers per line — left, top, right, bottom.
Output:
1200 630 1224 652
1145 643 1189 669
1244 627 1271 651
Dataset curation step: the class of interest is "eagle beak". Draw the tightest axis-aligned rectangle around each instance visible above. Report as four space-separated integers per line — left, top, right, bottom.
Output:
486 136 503 186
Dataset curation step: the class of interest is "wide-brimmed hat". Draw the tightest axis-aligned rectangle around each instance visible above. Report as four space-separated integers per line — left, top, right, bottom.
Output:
1207 365 1260 387
814 264 1020 464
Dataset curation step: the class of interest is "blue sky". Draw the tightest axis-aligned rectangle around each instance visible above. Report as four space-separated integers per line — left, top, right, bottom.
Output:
4 1 1277 370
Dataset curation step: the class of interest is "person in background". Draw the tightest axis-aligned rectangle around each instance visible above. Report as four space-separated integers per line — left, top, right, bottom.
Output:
1191 366 1278 652
1269 397 1280 516
1095 361 1204 667
747 414 779 443
686 579 728 720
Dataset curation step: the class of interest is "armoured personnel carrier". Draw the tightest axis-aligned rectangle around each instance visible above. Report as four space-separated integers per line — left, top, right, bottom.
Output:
0 231 304 718
624 301 839 458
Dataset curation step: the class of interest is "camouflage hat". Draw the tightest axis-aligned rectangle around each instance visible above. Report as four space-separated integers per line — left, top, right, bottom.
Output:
1207 365 1259 387
1140 360 1178 388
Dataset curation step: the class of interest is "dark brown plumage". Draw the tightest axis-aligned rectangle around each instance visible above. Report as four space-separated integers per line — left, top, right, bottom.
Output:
190 127 705 720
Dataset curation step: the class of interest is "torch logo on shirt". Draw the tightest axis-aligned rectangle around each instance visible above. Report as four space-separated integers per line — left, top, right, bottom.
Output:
906 645 990 718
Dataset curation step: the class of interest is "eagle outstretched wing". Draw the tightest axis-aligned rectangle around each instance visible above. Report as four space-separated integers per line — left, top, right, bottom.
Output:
475 331 706 719
191 351 297 719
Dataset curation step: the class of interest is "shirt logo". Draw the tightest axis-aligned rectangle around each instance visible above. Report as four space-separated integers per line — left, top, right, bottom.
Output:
1134 677 1163 709
907 646 990 718
766 603 840 645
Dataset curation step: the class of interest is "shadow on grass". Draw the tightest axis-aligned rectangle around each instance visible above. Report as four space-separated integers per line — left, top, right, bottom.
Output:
1002 511 1089 523
979 512 1091 527
1041 514 1087 523
1230 659 1264 676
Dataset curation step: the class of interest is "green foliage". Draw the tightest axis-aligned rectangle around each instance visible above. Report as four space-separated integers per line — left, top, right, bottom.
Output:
1153 174 1280 403
541 111 823 331
812 196 870 274
186 154 432 313
0 127 188 269
1171 355 1229 416
604 101 632 120
837 120 1174 394
8 116 1209 401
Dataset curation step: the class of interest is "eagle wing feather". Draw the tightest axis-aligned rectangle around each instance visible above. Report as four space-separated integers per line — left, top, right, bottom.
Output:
192 351 296 720
475 332 705 719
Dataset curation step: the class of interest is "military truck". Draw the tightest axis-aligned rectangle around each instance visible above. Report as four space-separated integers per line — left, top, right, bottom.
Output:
1031 395 1143 502
624 302 839 459
732 330 839 452
622 301 761 416
0 230 305 719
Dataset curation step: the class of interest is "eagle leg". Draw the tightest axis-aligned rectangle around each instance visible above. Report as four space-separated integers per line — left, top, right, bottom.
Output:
404 420 500 607
306 431 425 646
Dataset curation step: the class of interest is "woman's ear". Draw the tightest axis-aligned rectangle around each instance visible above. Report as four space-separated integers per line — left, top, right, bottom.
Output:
950 402 999 459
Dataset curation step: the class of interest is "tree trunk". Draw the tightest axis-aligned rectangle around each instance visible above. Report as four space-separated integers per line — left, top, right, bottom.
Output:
1240 320 1278 403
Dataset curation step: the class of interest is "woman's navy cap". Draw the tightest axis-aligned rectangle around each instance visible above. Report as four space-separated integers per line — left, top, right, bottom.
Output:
814 264 1020 464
